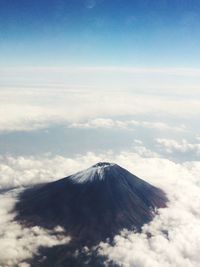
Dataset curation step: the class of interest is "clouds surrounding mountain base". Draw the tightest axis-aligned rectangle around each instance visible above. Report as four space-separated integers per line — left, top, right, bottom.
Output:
0 149 200 266
98 183 200 267
0 190 70 267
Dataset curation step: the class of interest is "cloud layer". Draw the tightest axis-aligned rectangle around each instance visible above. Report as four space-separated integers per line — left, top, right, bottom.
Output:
70 118 186 132
0 86 200 132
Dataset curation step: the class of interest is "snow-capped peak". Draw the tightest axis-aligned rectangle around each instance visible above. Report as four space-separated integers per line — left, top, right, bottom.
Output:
70 162 116 183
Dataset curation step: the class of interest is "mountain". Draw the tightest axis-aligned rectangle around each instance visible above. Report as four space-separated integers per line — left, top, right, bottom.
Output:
15 162 167 266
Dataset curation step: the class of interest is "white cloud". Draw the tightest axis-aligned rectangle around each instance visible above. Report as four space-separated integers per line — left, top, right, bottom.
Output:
0 152 115 189
0 190 70 267
129 120 186 132
70 118 116 129
132 144 160 158
196 135 200 142
70 118 186 132
156 138 200 155
1 66 200 76
0 83 200 132
0 150 200 266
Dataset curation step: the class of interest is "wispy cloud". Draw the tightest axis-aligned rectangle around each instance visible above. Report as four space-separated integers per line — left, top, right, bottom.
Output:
1 66 200 76
70 118 186 132
0 87 199 132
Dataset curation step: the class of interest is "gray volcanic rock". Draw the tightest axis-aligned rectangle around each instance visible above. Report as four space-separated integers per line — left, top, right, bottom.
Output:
15 162 167 246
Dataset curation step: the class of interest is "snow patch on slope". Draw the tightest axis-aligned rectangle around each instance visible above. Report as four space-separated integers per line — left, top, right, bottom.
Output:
70 162 115 183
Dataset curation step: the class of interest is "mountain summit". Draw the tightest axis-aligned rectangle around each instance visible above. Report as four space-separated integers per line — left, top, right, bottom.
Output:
15 162 167 246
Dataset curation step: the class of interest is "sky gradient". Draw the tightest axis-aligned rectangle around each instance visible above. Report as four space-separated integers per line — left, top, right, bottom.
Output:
1 0 200 67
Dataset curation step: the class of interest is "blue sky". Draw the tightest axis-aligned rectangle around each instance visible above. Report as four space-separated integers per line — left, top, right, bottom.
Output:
1 0 200 67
